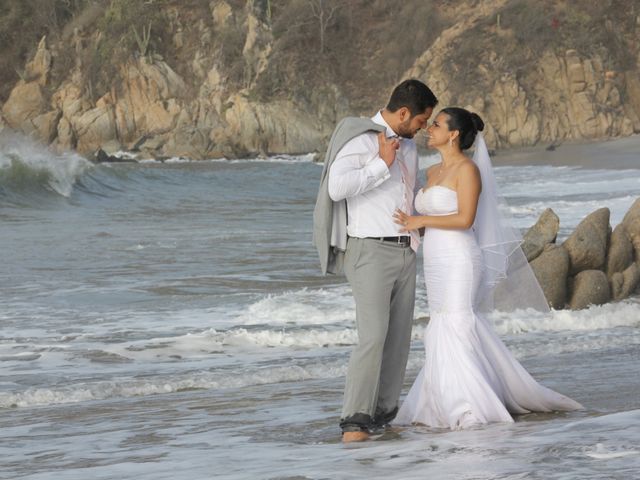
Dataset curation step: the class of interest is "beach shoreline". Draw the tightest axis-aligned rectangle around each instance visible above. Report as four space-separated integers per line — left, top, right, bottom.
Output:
416 134 640 169
483 134 640 169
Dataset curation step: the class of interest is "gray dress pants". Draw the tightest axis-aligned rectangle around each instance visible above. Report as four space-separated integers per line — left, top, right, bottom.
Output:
340 237 416 430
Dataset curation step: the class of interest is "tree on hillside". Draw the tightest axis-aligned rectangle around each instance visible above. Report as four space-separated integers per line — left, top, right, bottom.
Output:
307 0 339 54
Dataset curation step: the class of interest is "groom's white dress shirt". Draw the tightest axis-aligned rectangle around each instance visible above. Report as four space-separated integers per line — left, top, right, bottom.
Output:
328 112 419 239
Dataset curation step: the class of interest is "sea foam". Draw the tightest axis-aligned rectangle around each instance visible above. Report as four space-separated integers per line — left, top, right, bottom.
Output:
491 299 640 334
0 360 349 408
235 287 355 326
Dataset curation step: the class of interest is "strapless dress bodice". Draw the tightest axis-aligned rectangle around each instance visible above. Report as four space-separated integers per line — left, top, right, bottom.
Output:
415 185 478 253
415 185 458 215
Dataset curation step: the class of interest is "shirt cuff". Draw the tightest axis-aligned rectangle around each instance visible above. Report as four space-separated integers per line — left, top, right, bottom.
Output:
369 156 390 186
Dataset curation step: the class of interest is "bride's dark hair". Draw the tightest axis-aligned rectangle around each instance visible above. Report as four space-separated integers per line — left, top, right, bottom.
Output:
440 107 485 150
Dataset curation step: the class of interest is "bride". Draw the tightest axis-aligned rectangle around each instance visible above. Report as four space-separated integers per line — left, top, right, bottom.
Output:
391 107 582 429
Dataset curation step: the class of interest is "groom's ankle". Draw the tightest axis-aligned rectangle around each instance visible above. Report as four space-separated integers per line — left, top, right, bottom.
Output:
340 412 372 434
372 406 399 429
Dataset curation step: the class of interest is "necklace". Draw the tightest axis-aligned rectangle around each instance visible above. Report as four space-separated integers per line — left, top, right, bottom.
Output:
436 157 465 179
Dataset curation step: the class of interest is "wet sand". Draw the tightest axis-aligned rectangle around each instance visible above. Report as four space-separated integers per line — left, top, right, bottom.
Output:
417 134 640 169
490 135 640 169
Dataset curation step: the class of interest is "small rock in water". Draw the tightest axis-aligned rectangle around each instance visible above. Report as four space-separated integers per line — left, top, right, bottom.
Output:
93 149 137 164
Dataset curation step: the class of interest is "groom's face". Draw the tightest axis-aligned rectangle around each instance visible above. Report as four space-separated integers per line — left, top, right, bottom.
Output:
397 107 433 139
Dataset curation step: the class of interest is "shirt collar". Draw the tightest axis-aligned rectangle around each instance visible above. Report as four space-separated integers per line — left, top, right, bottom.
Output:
372 111 399 139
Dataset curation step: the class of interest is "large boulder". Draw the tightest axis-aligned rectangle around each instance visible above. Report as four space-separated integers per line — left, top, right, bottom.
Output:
610 263 640 301
530 244 570 309
522 208 560 261
606 224 635 278
563 208 611 275
1 81 46 128
568 270 611 310
621 198 640 261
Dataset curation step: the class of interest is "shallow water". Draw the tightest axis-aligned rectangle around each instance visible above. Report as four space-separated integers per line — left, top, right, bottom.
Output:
1 134 639 479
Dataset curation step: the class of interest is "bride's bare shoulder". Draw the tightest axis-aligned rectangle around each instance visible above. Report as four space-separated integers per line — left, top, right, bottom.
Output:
460 158 480 175
455 159 481 189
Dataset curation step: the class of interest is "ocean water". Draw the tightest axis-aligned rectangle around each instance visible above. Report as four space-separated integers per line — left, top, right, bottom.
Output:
1 134 639 479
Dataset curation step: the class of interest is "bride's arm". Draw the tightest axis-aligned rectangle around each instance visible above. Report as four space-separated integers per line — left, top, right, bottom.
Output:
417 166 437 236
394 162 481 231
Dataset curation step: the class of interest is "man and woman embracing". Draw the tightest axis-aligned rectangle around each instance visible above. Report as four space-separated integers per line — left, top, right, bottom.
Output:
313 79 581 443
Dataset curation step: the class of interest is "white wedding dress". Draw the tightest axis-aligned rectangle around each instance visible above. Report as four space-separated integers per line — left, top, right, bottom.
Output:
394 185 582 429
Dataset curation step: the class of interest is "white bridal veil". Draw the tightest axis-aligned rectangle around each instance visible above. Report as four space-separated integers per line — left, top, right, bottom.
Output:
471 133 550 313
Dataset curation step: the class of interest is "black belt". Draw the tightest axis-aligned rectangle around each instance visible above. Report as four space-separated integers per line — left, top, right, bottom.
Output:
369 236 411 247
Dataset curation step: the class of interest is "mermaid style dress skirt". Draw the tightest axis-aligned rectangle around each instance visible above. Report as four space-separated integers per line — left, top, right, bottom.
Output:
394 186 582 429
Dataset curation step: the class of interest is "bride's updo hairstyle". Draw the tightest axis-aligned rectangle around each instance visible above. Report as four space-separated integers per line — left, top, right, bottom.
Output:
441 107 485 150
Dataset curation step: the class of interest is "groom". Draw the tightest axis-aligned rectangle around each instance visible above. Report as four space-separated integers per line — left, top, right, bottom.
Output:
313 79 437 442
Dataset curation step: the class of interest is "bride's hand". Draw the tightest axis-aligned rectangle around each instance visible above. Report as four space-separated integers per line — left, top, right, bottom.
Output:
393 209 422 232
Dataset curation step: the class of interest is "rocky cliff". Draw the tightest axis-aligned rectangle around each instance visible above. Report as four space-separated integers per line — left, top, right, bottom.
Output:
1 0 639 159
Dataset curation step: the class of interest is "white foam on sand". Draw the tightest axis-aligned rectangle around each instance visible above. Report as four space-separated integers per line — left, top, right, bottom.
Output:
0 360 349 408
491 299 640 334
102 326 359 359
84 296 640 373
3 297 638 408
182 292 640 357
235 285 640 334
234 286 355 326
585 443 640 459
206 326 357 348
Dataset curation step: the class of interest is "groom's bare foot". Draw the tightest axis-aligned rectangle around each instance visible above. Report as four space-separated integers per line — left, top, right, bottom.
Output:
342 431 369 443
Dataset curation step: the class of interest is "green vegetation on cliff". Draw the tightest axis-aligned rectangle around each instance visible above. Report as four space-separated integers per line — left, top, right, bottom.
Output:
0 0 639 158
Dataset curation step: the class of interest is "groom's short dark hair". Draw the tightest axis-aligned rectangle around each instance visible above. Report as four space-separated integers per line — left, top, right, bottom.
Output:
386 79 438 117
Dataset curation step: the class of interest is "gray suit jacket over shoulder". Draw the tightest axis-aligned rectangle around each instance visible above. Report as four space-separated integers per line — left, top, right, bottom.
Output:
312 117 386 275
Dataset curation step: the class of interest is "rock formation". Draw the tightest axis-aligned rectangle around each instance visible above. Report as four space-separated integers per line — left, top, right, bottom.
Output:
0 1 638 159
562 208 611 275
526 199 640 310
611 263 640 301
606 224 635 278
568 270 611 310
622 198 640 259
529 244 570 309
521 208 559 262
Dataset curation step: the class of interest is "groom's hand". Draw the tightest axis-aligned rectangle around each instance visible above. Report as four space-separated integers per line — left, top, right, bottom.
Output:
377 132 400 167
